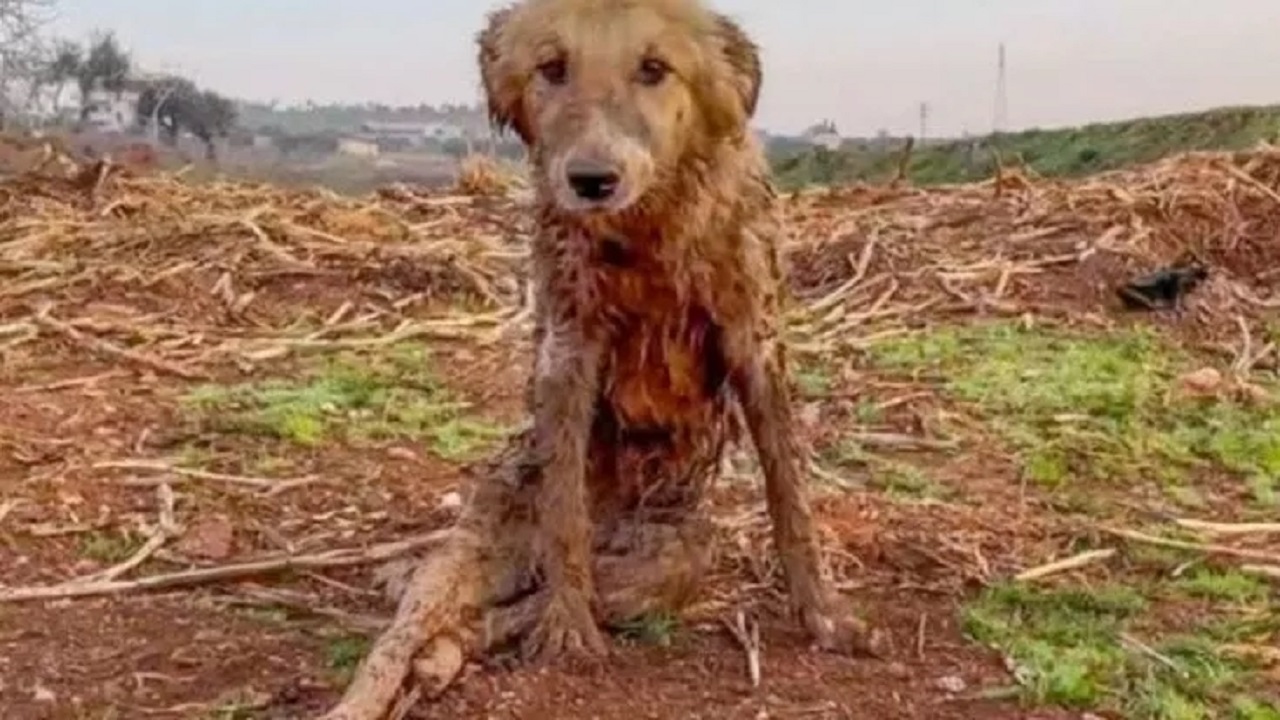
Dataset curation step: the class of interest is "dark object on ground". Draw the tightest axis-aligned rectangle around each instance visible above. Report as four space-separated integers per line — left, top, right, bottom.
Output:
1116 262 1210 311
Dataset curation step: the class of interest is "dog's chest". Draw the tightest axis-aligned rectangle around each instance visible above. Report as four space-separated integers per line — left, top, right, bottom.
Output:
590 244 726 429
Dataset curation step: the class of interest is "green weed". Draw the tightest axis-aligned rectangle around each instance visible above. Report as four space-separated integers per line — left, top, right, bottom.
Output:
78 530 143 564
964 582 1262 717
615 612 682 648
865 323 1280 503
182 344 507 461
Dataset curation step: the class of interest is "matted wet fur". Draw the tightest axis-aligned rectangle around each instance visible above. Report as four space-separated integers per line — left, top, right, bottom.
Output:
477 0 877 660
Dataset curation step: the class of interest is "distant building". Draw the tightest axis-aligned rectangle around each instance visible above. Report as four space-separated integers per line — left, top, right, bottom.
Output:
81 80 144 133
359 120 467 146
79 74 183 134
802 120 842 151
422 121 465 141
337 137 380 157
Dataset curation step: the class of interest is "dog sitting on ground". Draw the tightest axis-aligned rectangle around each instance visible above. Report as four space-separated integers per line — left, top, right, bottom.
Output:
477 0 876 661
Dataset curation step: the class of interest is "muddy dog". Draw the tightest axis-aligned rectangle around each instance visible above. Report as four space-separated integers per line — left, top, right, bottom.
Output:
478 0 875 661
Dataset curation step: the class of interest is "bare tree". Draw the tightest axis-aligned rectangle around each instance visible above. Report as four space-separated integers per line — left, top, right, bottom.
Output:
0 0 57 122
138 78 236 160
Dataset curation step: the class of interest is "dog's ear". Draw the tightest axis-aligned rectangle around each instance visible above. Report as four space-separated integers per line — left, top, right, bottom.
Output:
477 7 531 142
701 13 761 137
715 14 761 119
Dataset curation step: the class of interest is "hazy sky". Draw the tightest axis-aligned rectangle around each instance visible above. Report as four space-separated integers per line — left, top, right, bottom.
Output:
52 0 1280 136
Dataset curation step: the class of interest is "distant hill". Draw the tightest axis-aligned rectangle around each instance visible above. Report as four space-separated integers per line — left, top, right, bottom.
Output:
771 105 1280 189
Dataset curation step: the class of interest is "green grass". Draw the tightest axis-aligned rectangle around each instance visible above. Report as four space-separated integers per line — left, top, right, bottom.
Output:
794 363 834 398
825 440 954 501
78 530 144 564
615 611 682 648
770 105 1280 189
964 582 1275 718
862 322 1280 505
1175 569 1272 606
325 634 371 687
181 344 508 461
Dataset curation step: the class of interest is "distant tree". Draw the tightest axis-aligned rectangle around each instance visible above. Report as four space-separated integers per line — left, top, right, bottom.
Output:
75 31 130 117
137 77 238 160
0 0 59 122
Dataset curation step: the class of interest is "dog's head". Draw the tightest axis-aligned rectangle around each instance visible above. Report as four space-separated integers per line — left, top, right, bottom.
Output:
478 0 761 215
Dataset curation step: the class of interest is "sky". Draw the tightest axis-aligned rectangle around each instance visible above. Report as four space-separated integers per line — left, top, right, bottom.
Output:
51 0 1280 137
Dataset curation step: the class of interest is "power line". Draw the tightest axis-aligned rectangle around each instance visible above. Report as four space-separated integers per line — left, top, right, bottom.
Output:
919 102 928 142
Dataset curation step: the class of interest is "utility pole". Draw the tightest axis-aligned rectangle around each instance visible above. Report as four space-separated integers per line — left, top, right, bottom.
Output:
993 42 1008 134
919 102 928 142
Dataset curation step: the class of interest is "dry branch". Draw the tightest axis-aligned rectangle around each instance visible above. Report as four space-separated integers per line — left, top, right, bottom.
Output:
1174 519 1280 537
1014 548 1117 582
77 483 178 584
32 306 206 379
0 532 447 603
1104 527 1280 565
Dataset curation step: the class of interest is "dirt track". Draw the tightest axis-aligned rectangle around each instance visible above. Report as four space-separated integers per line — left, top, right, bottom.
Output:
0 149 1277 718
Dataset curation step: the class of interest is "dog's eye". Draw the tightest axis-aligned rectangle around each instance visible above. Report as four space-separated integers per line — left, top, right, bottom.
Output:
537 58 567 85
636 58 670 86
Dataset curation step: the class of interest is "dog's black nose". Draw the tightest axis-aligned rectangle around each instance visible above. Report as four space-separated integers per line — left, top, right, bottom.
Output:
566 161 620 201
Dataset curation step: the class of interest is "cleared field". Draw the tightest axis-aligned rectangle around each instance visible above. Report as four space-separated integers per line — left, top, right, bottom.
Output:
0 146 1277 719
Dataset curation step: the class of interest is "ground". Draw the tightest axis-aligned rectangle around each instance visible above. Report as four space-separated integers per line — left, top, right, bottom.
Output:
0 147 1277 719
771 104 1280 189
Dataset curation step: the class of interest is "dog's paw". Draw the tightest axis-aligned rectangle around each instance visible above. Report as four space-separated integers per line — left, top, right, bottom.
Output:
522 590 609 662
801 603 886 658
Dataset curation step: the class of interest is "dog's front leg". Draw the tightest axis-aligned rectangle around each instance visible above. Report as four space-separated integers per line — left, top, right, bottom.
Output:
524 318 608 660
722 327 880 656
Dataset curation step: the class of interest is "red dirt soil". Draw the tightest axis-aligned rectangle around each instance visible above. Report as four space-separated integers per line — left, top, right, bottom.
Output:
3 147 1279 718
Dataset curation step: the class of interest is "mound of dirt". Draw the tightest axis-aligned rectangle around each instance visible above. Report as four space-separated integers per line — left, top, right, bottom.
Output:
785 146 1280 355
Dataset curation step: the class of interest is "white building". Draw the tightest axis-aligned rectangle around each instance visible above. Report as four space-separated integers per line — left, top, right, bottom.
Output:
337 137 379 157
360 120 467 145
81 86 141 133
802 120 842 151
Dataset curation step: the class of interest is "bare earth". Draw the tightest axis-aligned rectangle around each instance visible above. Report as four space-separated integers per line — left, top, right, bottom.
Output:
0 145 1277 719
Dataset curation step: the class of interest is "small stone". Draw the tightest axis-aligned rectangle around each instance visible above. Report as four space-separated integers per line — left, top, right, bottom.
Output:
1175 367 1223 399
386 446 419 462
438 491 464 511
1236 381 1273 407
935 675 967 693
176 515 235 560
798 402 823 429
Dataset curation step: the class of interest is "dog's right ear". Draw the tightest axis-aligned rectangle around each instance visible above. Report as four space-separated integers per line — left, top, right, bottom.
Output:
477 7 531 142
699 13 762 139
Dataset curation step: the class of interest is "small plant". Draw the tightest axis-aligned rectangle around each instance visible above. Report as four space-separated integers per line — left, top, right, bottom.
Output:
326 634 371 687
182 344 508 461
963 582 1262 717
616 612 681 648
78 530 143 564
1175 569 1271 605
866 322 1280 504
793 363 834 398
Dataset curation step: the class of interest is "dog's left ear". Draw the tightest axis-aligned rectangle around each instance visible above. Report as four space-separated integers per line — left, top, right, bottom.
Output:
703 13 761 136
477 7 532 142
